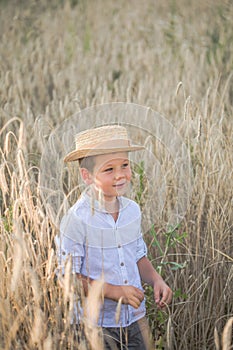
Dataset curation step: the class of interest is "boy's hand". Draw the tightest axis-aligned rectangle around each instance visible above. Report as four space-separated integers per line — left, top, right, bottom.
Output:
104 284 144 309
153 279 173 309
119 285 145 309
137 256 173 309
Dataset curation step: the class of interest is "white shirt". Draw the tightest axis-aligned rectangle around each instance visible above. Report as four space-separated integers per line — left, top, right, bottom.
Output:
55 191 147 327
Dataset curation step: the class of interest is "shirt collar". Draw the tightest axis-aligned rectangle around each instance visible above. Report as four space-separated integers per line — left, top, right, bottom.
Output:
81 188 128 214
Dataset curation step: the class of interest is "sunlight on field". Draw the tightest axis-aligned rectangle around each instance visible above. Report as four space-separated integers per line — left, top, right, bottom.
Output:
0 0 232 349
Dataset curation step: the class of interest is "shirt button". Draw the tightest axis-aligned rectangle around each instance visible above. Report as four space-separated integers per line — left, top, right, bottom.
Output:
120 262 124 266
118 244 121 248
124 280 128 284
62 251 66 255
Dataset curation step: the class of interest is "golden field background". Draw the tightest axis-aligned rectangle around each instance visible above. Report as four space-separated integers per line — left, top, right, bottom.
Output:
0 0 233 349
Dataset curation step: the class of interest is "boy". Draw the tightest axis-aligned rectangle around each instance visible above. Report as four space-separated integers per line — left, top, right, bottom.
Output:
56 125 172 349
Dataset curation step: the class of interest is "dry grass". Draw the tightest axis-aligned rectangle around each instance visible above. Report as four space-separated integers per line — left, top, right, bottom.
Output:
0 0 233 349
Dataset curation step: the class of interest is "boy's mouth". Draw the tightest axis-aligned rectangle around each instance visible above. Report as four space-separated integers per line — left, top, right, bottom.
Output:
113 182 126 188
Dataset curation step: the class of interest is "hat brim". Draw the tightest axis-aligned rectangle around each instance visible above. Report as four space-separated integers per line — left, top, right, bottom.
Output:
64 145 144 162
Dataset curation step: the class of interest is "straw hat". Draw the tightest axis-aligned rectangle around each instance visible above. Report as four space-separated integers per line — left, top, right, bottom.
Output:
64 125 144 162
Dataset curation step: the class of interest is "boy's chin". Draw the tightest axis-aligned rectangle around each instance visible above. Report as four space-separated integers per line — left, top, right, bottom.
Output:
115 190 129 198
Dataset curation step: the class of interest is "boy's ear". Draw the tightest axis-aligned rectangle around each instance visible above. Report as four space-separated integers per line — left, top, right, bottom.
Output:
80 168 93 185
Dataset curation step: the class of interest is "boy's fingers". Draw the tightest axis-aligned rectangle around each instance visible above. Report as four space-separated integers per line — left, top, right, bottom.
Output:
128 286 144 298
154 288 161 304
122 295 139 308
121 286 144 307
157 287 173 308
134 288 144 301
129 295 142 309
159 295 168 307
123 287 144 308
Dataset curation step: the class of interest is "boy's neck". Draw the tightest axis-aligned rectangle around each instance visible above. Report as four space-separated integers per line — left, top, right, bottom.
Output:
104 198 119 222
103 197 119 214
87 187 120 220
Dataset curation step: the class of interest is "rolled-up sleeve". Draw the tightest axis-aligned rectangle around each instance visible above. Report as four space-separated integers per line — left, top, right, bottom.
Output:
136 235 147 262
55 209 86 274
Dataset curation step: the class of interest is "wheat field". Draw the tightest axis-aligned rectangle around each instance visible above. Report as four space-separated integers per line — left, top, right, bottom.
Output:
0 0 233 349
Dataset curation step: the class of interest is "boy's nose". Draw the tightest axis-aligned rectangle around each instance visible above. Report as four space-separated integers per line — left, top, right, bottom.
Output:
114 169 124 179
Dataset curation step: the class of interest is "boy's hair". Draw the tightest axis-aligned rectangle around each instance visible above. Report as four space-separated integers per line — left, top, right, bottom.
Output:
78 156 96 173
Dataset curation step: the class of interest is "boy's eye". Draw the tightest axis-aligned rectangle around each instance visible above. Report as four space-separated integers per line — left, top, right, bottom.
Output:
103 167 113 173
122 163 129 168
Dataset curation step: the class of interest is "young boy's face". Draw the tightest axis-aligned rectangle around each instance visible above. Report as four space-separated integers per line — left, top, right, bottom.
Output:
83 152 132 201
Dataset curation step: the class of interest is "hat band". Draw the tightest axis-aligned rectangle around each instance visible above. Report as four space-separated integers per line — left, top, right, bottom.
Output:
76 138 131 151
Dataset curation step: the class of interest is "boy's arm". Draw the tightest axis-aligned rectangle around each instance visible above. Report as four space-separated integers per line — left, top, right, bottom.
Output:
77 274 144 309
137 256 173 309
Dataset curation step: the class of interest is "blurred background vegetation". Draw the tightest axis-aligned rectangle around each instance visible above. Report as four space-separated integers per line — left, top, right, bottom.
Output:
0 0 232 349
